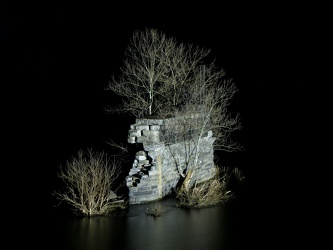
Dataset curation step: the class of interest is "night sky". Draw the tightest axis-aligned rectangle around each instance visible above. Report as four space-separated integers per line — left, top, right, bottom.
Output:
2 4 304 213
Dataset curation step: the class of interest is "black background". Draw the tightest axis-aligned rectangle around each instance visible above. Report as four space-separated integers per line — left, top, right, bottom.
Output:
1 3 310 223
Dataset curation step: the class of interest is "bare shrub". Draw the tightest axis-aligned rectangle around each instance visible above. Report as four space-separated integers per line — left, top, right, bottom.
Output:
53 149 127 217
232 167 245 184
145 202 166 218
176 166 241 209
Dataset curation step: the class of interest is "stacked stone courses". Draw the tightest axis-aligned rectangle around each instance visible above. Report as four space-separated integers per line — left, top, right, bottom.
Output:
126 114 216 204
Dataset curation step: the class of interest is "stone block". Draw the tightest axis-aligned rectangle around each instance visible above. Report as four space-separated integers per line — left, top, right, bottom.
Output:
141 174 149 180
135 125 149 131
128 129 140 137
136 136 147 143
149 166 158 176
143 142 165 151
147 176 158 182
146 119 164 125
137 155 146 161
129 169 139 175
149 166 157 172
128 192 135 197
138 159 149 165
134 190 153 196
138 181 148 187
129 186 138 192
136 150 146 156
150 125 164 130
128 137 136 144
147 136 159 143
135 119 144 125
142 130 159 136
138 186 151 192
126 180 133 186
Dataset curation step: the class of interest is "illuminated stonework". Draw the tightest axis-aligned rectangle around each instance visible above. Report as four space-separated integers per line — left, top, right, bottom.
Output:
126 116 216 204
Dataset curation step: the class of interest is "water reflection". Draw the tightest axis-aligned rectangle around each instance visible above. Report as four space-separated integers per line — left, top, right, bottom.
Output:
65 216 125 249
55 198 234 250
124 199 228 250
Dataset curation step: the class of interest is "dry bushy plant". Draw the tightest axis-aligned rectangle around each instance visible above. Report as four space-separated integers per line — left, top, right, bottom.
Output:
53 149 127 217
176 166 243 209
145 201 166 218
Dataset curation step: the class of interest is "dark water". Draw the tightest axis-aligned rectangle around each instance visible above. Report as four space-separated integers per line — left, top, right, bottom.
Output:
9 147 283 250
15 148 278 249
60 200 228 250
25 190 273 250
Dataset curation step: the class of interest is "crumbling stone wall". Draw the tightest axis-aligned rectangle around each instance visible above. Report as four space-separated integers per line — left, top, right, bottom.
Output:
126 115 216 204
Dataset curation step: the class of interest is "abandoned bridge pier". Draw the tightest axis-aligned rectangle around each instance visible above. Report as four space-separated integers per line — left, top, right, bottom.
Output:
126 115 216 204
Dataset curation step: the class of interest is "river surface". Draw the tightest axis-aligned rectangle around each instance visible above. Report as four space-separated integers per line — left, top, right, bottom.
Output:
22 189 276 250
14 149 279 250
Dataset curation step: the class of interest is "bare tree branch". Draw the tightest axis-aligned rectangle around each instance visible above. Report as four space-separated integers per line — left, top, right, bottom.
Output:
53 149 126 217
105 28 244 206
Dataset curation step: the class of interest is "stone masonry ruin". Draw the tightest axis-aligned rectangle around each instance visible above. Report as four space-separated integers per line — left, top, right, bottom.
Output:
125 114 217 204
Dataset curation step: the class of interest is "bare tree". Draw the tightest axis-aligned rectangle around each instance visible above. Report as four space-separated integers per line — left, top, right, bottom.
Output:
161 62 243 190
105 28 210 117
182 62 243 153
106 28 242 152
53 149 126 217
106 28 244 206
